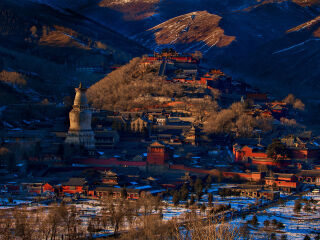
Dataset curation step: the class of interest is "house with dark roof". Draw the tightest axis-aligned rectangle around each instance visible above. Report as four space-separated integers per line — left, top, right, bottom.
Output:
296 170 320 185
61 178 87 194
265 173 299 192
94 129 119 148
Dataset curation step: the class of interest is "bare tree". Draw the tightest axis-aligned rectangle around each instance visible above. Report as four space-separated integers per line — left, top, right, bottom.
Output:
283 94 305 110
101 197 131 235
176 214 240 240
57 204 84 240
87 57 183 111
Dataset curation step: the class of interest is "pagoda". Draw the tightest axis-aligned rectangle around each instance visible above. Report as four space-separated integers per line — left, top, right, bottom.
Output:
65 83 95 149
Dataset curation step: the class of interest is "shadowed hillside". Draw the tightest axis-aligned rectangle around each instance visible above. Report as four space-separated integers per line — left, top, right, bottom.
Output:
0 0 147 104
87 57 183 111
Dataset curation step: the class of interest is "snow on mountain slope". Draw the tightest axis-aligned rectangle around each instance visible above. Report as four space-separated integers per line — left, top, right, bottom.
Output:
136 11 235 52
287 15 320 33
8 0 320 101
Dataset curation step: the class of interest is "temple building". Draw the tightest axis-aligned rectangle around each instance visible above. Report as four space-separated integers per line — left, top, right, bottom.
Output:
147 141 171 165
65 83 95 149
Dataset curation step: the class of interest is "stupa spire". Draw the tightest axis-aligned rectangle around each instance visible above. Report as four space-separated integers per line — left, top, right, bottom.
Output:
65 83 95 149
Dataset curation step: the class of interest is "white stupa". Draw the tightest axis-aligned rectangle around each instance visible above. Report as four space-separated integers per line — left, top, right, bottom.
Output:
65 83 95 149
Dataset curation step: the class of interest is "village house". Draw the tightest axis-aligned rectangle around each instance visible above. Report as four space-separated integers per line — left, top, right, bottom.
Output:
106 115 128 130
94 185 166 200
156 115 168 126
296 170 320 185
267 102 288 119
25 182 55 195
219 185 280 200
61 178 87 195
223 171 263 182
183 125 197 145
94 129 120 149
101 170 121 185
130 117 150 132
281 135 320 162
265 173 299 192
98 167 143 186
94 186 141 199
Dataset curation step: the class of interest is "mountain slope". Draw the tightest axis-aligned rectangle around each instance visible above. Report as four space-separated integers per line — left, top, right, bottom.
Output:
236 14 320 99
0 0 147 103
3 0 320 102
135 11 235 53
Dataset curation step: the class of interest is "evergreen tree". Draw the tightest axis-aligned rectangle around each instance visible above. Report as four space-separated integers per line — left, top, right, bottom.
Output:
304 202 312 212
264 219 270 228
194 178 203 200
267 139 287 162
206 175 213 187
294 200 302 213
190 195 195 205
277 221 285 230
172 191 180 206
270 233 277 240
304 235 311 240
271 219 278 226
208 193 213 207
200 204 206 214
180 184 189 201
251 215 258 226
121 188 127 199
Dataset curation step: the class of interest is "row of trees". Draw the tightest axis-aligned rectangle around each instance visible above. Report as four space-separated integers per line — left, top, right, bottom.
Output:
204 102 272 137
0 195 241 240
0 196 161 240
293 198 318 214
170 176 215 206
204 93 305 138
0 204 85 240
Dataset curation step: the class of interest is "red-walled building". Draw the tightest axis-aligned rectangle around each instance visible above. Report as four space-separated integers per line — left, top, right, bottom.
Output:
233 144 268 162
61 178 87 195
147 141 171 165
281 136 320 161
233 144 291 168
223 171 263 182
251 157 291 168
288 148 320 161
42 183 55 193
265 174 299 192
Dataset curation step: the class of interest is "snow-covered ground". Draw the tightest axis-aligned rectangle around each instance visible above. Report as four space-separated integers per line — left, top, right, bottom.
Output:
3 185 319 239
0 198 33 208
231 192 320 239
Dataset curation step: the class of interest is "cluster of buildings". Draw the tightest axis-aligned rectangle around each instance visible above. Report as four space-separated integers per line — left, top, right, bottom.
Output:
1 51 320 205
